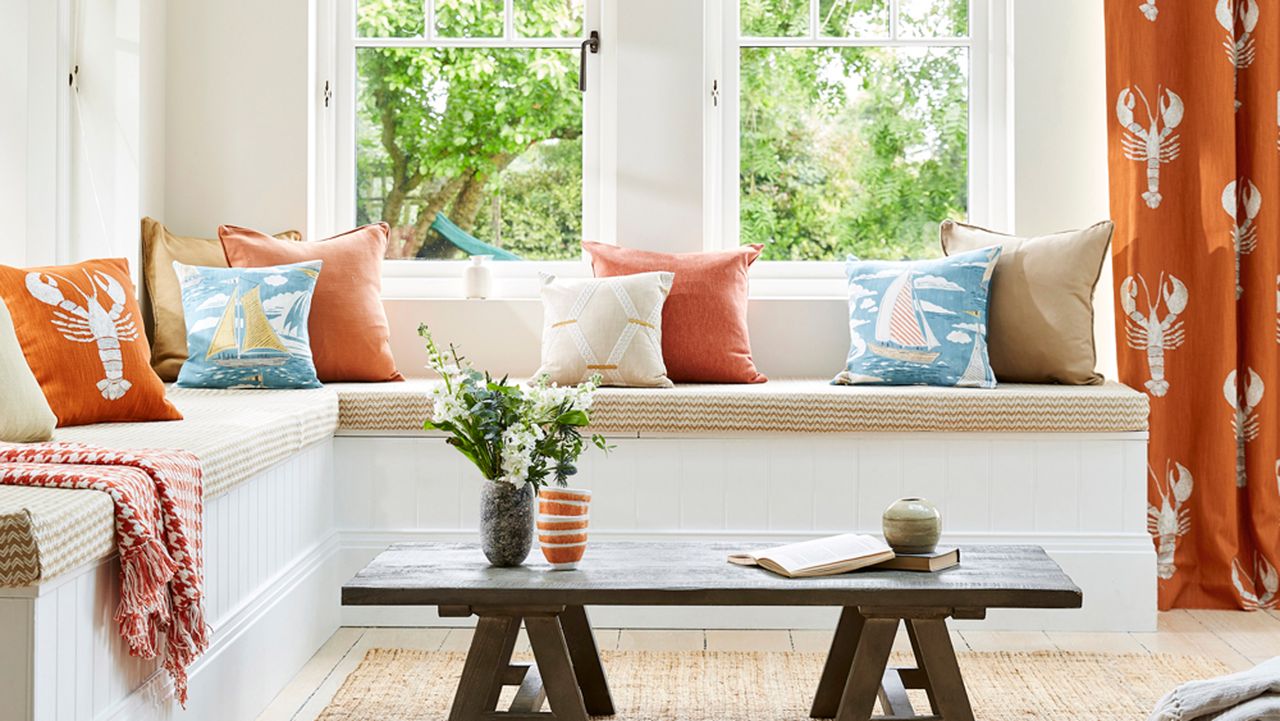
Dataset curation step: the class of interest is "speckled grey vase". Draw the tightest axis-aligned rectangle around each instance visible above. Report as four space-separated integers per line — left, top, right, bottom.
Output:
480 481 534 567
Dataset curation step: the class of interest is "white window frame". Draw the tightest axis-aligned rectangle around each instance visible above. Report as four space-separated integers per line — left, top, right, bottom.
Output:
333 0 604 295
330 0 1008 298
708 0 1010 295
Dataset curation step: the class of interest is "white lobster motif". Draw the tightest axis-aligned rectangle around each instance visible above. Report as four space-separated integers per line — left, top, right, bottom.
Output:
1223 178 1261 299
24 270 138 400
1233 553 1278 610
1217 0 1259 68
1139 0 1159 21
1224 368 1264 488
1218 0 1259 110
1147 461 1193 580
1117 86 1183 209
1121 273 1187 397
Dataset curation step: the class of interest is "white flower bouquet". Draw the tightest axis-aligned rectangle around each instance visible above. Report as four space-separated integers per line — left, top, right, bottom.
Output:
418 324 610 489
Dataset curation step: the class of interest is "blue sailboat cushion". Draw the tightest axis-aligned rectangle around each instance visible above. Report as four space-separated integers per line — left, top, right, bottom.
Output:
173 260 323 389
834 246 1002 388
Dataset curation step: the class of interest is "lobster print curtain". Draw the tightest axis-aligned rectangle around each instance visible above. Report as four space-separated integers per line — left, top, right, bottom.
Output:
1105 0 1278 610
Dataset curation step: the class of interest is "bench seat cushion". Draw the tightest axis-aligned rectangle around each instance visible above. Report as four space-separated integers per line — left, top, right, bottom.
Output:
0 386 337 586
331 379 1150 435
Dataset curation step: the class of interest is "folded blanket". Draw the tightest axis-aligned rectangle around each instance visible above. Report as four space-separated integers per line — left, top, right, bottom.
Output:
0 443 209 705
1149 656 1280 721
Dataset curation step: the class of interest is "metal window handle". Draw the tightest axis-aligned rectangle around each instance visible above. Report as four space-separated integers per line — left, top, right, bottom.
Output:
579 30 600 92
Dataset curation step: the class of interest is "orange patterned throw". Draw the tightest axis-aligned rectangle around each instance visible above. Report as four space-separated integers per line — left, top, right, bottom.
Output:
537 488 591 570
0 444 209 704
1105 1 1278 610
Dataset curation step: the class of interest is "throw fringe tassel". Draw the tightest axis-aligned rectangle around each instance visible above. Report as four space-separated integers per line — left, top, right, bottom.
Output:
165 601 211 706
113 536 180 658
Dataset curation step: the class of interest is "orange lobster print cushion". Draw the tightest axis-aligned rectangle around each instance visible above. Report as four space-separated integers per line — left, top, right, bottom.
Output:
0 259 181 427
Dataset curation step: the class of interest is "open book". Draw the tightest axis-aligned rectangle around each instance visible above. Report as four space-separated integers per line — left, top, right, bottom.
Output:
728 534 895 578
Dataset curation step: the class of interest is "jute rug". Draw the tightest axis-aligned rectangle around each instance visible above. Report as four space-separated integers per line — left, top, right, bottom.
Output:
317 648 1230 720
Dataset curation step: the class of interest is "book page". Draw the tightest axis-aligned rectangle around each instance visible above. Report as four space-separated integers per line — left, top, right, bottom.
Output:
754 534 891 575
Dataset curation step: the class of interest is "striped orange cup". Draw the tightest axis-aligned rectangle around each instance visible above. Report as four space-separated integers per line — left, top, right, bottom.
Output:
538 488 591 570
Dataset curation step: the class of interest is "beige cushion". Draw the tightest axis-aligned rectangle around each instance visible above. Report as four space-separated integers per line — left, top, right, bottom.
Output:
0 297 56 442
535 272 675 387
329 379 1150 434
940 220 1113 385
140 217 302 381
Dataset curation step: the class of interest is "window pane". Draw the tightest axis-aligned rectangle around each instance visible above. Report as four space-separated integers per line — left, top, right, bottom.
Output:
357 0 425 37
515 0 584 38
356 48 583 260
818 0 889 38
741 0 809 37
435 0 505 37
897 0 968 38
739 46 968 261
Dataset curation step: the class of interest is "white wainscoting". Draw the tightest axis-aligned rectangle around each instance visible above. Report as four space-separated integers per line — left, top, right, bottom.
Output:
0 440 340 721
334 432 1156 633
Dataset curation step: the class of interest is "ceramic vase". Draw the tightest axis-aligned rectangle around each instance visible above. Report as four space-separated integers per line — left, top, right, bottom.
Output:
882 497 941 554
479 481 534 567
537 487 591 570
464 255 493 299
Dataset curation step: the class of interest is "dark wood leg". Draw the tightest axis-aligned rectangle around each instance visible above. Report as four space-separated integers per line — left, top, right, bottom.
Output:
812 607 867 718
525 614 591 721
834 618 899 721
907 619 975 721
904 619 938 714
447 615 522 721
560 605 615 715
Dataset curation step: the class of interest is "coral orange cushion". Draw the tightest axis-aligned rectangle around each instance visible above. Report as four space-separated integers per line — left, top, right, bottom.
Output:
219 223 404 383
0 258 182 427
583 242 766 383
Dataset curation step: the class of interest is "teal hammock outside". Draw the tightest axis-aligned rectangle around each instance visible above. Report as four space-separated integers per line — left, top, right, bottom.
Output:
429 212 522 261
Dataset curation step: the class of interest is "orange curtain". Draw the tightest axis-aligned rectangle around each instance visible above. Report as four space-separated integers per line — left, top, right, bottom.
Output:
1106 0 1279 610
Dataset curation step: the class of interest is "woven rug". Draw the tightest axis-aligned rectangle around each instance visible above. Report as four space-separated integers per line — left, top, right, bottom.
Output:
317 648 1231 720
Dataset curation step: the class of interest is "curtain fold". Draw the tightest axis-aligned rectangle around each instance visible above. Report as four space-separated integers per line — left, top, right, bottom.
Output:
1105 0 1279 610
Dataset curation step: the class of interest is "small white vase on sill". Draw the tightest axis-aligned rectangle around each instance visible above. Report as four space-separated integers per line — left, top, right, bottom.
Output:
464 254 494 299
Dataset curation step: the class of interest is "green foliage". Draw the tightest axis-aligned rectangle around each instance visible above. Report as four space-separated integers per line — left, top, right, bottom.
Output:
419 324 607 490
358 0 970 262
740 44 969 261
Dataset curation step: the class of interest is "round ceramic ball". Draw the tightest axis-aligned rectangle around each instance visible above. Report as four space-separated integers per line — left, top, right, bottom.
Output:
882 497 941 554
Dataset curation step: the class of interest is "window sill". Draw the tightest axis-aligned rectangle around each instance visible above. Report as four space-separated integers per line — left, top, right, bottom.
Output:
380 260 850 299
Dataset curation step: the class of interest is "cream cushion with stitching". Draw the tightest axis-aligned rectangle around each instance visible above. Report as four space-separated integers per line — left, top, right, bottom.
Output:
0 296 56 442
535 272 675 388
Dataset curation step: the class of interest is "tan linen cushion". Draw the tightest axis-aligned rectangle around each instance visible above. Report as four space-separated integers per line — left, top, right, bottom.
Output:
940 220 1113 385
140 217 302 381
536 272 675 388
0 296 56 442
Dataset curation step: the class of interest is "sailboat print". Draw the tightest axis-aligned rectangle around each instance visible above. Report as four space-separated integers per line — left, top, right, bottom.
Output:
871 271 942 364
206 285 290 368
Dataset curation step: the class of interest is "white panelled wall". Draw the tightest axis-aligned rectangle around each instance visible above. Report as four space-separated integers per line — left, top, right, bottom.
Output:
335 431 1155 632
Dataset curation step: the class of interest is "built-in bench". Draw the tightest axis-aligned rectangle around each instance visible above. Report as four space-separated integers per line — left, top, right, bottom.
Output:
0 379 1152 721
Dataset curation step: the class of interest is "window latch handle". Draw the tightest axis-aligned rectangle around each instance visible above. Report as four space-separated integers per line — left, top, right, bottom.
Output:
579 30 600 92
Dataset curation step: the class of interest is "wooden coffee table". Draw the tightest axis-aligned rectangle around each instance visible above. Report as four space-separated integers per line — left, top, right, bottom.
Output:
343 542 1081 721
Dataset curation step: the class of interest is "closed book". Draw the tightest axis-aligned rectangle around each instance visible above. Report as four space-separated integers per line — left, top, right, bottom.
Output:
874 547 960 572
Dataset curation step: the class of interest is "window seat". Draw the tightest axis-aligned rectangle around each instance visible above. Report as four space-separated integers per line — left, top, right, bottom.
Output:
0 387 337 587
331 379 1150 435
0 378 1147 588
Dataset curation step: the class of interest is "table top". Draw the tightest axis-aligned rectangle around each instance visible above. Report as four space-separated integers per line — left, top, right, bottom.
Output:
342 542 1082 610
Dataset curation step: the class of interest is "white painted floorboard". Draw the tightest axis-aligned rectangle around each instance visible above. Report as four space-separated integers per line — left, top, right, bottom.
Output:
257 611 1278 721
